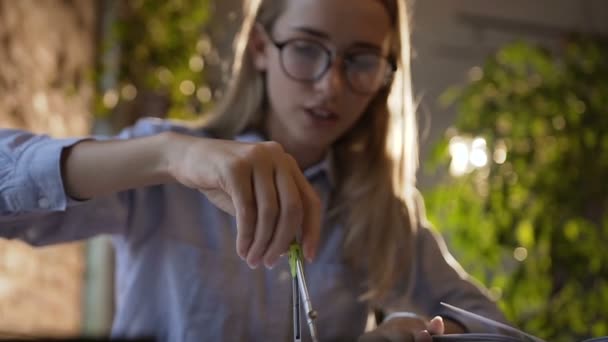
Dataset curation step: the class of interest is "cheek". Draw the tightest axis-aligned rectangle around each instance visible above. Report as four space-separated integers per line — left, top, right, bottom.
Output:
265 59 308 112
344 96 374 123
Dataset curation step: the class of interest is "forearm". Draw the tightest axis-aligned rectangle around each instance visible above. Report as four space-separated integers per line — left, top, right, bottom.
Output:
62 131 177 199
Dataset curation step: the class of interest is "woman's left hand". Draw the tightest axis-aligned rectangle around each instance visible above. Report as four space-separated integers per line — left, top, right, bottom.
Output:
357 315 445 342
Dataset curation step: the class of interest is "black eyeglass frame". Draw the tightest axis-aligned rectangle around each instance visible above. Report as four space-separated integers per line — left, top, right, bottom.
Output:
268 37 397 95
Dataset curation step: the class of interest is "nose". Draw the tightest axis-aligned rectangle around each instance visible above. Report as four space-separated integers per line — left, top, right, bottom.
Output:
314 59 345 98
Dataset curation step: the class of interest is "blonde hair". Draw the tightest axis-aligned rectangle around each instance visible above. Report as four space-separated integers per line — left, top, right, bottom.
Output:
201 0 419 303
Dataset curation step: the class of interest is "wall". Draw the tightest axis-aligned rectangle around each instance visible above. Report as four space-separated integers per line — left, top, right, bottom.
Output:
0 0 97 336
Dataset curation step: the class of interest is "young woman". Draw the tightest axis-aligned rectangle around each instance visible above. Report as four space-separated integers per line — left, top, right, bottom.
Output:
0 0 506 340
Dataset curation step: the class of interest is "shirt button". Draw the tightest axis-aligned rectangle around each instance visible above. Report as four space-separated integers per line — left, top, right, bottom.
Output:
38 197 50 209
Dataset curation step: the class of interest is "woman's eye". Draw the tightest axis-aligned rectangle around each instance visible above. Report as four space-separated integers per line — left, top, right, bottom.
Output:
292 43 323 59
348 55 381 71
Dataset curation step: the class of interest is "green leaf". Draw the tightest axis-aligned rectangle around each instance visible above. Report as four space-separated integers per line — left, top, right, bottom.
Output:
423 37 608 341
516 220 535 248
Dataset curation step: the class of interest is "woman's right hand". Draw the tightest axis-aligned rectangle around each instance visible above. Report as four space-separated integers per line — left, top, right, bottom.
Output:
165 132 322 269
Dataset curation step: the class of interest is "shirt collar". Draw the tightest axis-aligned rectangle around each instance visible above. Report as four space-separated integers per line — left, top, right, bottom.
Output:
236 131 336 188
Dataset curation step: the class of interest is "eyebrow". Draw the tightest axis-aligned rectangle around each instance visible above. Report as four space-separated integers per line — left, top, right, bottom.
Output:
289 26 384 52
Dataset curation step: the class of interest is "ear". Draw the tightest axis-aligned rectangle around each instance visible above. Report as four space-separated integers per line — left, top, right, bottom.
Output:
249 23 269 71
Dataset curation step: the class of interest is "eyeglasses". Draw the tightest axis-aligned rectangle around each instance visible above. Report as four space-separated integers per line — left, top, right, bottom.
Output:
268 37 396 95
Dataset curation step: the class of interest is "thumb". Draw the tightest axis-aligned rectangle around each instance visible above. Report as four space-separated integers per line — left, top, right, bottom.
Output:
427 316 445 335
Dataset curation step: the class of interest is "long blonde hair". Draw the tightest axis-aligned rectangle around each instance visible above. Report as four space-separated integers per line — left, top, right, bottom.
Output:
201 0 419 303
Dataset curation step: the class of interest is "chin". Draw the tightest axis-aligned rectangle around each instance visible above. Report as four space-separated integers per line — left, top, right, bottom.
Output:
294 131 332 149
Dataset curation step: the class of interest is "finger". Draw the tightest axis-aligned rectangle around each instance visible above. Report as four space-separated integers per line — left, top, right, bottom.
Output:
287 156 321 261
228 164 256 261
427 316 444 335
245 162 279 269
263 160 302 268
414 330 432 342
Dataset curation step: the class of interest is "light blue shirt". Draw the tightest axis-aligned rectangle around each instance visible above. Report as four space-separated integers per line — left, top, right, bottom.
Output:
0 118 505 341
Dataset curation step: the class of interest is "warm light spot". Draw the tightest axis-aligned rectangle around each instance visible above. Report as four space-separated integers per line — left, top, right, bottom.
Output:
449 136 492 176
196 38 212 55
514 247 528 262
470 148 488 168
449 137 470 176
468 66 483 82
189 55 205 72
157 67 173 84
102 89 119 109
179 80 196 96
121 84 137 100
196 87 212 103
493 140 507 164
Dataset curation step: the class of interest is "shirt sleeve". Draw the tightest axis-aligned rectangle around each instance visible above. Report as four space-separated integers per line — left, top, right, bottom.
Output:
381 221 509 333
0 117 180 246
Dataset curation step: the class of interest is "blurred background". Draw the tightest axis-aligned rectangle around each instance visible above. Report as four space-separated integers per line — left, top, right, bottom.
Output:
0 0 606 341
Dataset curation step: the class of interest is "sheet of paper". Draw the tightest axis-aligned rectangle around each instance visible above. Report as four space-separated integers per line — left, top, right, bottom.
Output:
439 302 546 342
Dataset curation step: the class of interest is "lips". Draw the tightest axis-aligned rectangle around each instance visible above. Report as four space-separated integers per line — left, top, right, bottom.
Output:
304 107 339 121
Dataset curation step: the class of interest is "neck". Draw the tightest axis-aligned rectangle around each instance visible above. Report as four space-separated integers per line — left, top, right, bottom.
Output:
264 117 327 170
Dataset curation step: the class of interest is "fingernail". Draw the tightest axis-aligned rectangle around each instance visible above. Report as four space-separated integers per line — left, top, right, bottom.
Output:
305 246 315 262
264 256 278 269
429 316 443 327
248 256 261 269
414 330 430 340
237 247 248 261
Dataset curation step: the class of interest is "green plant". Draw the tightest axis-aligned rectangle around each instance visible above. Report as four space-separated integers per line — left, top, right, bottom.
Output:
96 0 213 121
423 38 608 341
